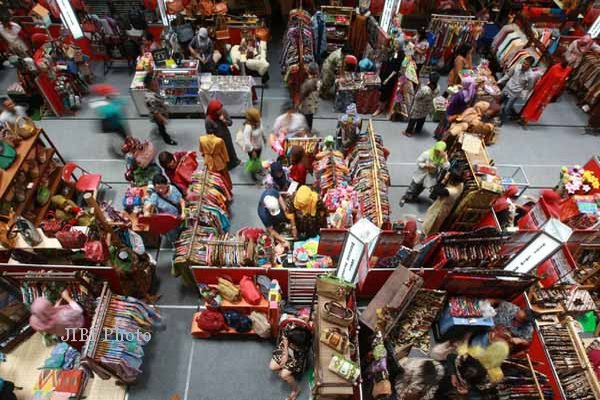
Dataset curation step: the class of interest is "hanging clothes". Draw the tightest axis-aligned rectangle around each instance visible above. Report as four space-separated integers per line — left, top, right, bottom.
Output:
311 11 327 62
349 14 368 59
521 62 572 123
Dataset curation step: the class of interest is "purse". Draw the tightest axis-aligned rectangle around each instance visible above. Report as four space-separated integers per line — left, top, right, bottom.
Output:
0 141 16 169
195 310 225 332
56 226 87 249
249 311 271 338
13 116 37 139
84 240 108 263
40 212 63 238
372 379 392 398
316 274 354 301
240 275 262 305
323 301 354 327
217 277 241 303
134 140 157 168
320 327 354 354
328 353 360 382
8 216 42 247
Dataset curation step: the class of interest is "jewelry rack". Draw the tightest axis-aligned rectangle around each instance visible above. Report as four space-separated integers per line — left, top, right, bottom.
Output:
287 136 322 155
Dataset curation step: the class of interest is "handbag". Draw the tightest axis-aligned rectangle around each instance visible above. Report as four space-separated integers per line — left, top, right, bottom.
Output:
320 327 354 353
173 152 198 190
328 353 360 382
40 212 63 238
323 301 354 327
249 311 271 338
13 116 37 139
8 216 42 247
134 141 157 168
56 226 87 249
372 379 392 398
223 310 252 333
240 275 262 305
0 141 16 169
166 0 184 14
316 274 354 301
195 310 225 332
217 277 241 303
84 240 108 263
198 0 214 16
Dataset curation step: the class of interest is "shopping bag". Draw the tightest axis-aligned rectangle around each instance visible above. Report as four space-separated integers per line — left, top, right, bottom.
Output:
245 157 262 174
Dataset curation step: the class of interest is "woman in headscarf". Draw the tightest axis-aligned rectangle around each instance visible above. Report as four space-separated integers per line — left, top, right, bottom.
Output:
205 99 240 170
435 77 477 140
189 27 215 72
401 141 450 205
289 185 327 240
269 161 290 191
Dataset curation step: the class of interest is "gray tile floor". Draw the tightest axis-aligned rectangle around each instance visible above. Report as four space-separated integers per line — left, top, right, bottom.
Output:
1 27 600 399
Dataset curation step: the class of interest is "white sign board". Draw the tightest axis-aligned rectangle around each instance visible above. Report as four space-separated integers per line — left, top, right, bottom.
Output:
57 0 83 39
336 218 381 284
589 15 600 39
504 233 561 274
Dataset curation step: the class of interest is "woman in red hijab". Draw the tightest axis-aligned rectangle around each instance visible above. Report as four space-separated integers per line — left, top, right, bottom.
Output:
205 99 240 170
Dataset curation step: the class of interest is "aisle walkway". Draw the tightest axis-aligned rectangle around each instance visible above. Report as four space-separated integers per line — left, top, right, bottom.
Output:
1 26 600 400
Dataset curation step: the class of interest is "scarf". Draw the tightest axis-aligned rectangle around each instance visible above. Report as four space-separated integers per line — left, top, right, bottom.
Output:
429 141 447 166
294 185 318 216
461 77 476 103
206 99 223 121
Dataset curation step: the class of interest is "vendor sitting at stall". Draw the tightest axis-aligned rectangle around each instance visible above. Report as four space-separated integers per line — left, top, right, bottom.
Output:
230 37 270 81
491 299 534 343
268 161 290 191
189 27 215 73
144 174 185 219
258 188 291 248
401 141 450 205
158 150 198 195
288 185 327 241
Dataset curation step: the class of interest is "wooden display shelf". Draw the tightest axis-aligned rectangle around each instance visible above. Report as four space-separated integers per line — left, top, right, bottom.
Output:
0 129 41 198
15 148 56 216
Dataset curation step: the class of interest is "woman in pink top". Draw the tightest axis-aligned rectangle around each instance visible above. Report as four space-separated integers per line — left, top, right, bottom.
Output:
29 290 84 339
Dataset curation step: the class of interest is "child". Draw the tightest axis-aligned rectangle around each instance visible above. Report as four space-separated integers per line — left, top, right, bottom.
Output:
289 145 308 185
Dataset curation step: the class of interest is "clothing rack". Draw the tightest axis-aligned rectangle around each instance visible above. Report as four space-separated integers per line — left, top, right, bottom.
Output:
427 15 484 67
369 120 384 227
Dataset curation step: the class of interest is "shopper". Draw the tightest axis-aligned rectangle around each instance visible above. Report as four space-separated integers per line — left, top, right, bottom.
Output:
520 58 572 125
0 97 26 127
269 161 290 191
205 99 240 170
447 44 473 87
272 102 309 139
435 353 488 399
565 34 600 69
144 74 177 145
0 15 28 57
404 72 440 137
158 150 198 195
29 289 84 339
141 31 159 54
413 28 430 76
189 27 215 73
289 145 308 185
242 107 266 182
492 300 534 342
401 141 450 205
144 174 185 219
298 63 320 131
337 103 362 151
373 43 404 117
270 320 312 400
497 57 539 125
257 188 291 248
320 43 352 99
289 185 327 240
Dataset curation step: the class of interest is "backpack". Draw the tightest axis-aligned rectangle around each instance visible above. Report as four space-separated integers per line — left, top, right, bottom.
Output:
128 8 147 30
240 275 262 305
223 310 252 333
195 310 225 332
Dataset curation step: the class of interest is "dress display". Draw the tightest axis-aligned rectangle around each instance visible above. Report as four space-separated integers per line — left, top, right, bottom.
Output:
521 63 572 123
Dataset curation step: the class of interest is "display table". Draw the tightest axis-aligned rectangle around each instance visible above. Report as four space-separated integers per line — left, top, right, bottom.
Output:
458 66 501 102
199 75 255 117
334 72 381 114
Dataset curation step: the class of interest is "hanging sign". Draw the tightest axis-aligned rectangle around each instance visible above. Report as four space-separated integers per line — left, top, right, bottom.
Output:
56 0 83 39
589 15 600 38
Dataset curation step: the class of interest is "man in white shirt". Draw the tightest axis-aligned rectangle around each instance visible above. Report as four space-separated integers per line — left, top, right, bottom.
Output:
497 56 539 124
0 98 26 127
0 16 29 56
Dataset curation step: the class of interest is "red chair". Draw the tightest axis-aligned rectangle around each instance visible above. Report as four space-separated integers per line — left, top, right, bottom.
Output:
62 162 112 195
138 214 182 259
